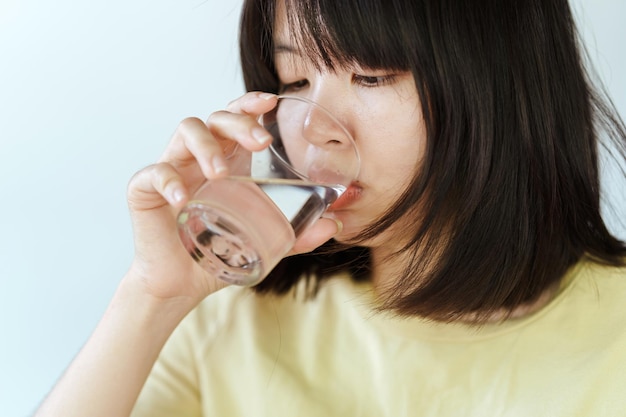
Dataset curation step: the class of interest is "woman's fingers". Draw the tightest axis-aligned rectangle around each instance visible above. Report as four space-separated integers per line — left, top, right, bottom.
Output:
226 91 277 115
127 162 188 212
128 92 280 215
206 110 274 151
208 92 279 150
157 92 279 186
159 117 227 181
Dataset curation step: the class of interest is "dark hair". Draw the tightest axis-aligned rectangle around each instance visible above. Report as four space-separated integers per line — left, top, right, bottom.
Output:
239 0 626 321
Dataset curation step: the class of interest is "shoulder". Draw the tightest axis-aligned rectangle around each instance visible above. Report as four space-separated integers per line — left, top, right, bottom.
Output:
567 257 626 304
544 257 626 341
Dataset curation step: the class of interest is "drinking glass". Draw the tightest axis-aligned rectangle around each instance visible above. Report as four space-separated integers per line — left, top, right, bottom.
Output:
177 95 360 286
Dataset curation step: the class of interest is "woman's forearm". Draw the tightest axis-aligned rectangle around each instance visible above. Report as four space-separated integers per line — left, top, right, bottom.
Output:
34 273 195 417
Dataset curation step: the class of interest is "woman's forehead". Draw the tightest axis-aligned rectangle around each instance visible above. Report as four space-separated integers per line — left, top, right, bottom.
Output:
269 0 411 72
272 0 352 71
272 1 294 52
273 0 288 41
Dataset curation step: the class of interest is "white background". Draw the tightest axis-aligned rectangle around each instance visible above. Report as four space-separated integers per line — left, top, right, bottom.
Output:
0 1 624 416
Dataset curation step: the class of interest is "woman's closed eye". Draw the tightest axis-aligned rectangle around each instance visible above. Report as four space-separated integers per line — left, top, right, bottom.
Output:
352 73 398 87
279 79 309 93
278 72 400 93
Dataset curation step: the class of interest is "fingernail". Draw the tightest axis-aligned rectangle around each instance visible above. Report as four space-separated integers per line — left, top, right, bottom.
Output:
333 218 343 235
212 155 227 174
172 188 185 203
259 92 276 101
252 127 272 144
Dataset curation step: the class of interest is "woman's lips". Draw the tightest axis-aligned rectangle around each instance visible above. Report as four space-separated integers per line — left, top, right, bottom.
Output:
328 183 362 210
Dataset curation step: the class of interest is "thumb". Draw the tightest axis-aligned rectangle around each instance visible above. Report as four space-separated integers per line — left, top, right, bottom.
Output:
290 217 342 255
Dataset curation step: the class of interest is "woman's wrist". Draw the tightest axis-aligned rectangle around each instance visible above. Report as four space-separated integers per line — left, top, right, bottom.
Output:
33 273 197 417
115 268 202 334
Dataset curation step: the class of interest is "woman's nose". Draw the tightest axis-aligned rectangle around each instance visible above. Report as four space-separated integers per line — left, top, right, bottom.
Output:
272 95 359 183
303 108 350 149
282 95 353 150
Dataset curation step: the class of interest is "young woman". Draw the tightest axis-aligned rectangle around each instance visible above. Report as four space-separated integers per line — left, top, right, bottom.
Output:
36 0 626 415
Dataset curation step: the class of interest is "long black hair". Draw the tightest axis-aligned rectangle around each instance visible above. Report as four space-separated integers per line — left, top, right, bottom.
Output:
239 0 626 321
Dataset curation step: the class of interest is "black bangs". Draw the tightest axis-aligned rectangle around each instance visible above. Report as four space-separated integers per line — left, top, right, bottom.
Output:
239 0 422 93
282 0 411 71
241 0 626 322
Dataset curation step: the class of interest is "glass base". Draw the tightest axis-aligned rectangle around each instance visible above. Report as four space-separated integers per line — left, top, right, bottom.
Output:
178 203 264 286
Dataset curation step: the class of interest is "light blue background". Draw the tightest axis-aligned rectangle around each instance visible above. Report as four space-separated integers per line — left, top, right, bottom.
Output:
0 1 624 416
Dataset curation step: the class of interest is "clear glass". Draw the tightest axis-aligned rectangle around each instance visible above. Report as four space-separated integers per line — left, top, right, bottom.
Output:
177 95 360 286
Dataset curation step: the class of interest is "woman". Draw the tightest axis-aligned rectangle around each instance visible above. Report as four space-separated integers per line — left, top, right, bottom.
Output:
36 0 626 415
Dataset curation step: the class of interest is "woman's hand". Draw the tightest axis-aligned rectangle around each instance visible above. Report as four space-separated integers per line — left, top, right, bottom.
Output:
125 91 341 308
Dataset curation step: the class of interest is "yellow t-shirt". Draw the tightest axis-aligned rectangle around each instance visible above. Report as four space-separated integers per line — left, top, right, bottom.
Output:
132 259 626 416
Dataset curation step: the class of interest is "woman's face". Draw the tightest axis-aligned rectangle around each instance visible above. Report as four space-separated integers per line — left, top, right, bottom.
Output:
273 3 427 251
